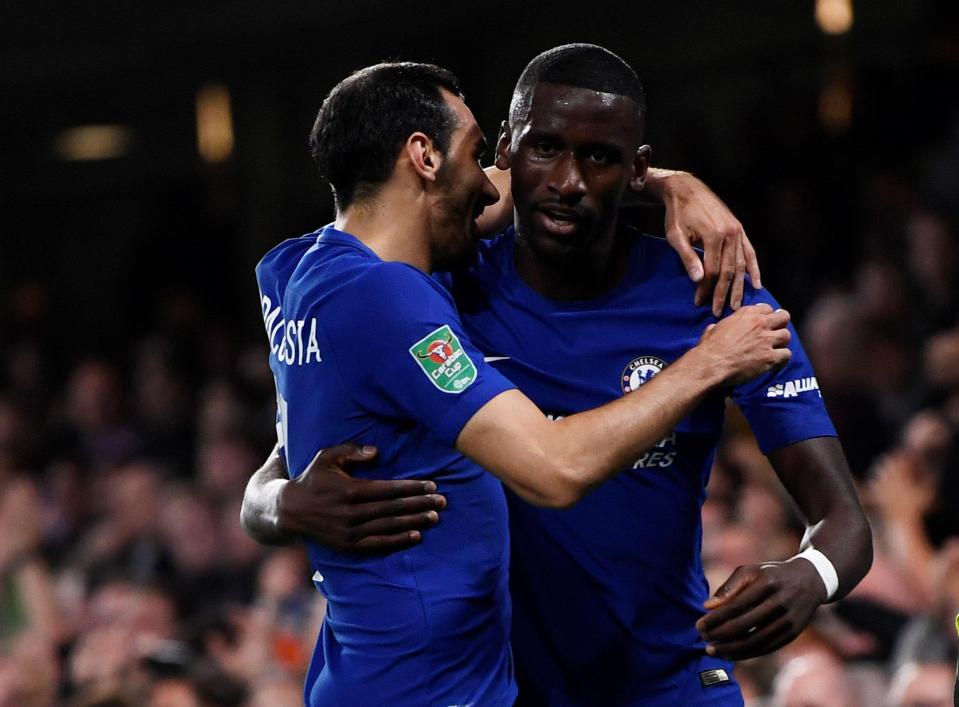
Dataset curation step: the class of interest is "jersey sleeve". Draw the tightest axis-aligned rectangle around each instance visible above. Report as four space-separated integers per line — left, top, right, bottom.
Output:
324 262 516 446
730 287 837 454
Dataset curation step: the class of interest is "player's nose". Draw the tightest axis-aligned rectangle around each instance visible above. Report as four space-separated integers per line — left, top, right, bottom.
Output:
549 152 587 200
479 170 500 209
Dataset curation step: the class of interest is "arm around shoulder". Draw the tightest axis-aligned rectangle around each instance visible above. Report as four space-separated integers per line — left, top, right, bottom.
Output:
456 305 792 508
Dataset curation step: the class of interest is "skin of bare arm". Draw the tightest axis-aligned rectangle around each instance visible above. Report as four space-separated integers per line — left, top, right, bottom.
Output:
476 165 762 315
241 444 294 545
456 304 791 508
242 305 791 546
241 443 448 553
474 166 514 235
696 437 873 659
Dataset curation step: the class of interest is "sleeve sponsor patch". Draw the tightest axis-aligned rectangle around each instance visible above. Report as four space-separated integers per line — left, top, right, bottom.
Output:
766 376 821 398
408 325 477 394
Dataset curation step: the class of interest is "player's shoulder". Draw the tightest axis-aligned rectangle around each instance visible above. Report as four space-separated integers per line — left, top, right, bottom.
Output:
358 259 451 299
625 228 701 295
627 227 771 305
296 254 456 323
474 227 515 264
629 228 689 275
255 230 321 284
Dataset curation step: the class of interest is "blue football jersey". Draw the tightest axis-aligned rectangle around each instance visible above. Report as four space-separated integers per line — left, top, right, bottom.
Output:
256 226 517 707
448 226 837 706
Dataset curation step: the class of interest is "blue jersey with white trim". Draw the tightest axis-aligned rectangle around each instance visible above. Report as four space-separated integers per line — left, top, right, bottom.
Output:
448 226 836 705
255 225 517 707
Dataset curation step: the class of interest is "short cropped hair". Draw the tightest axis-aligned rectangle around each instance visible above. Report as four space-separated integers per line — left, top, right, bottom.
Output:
309 62 462 210
509 44 646 127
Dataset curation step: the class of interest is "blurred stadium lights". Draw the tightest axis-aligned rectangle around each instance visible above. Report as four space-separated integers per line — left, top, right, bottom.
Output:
52 124 134 161
815 0 854 35
819 68 854 134
196 82 234 163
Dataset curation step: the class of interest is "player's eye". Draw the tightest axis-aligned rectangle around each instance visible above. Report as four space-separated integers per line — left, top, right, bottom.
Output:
532 140 557 157
587 148 613 165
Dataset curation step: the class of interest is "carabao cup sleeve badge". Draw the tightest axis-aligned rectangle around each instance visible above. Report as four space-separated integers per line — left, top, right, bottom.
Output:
409 325 478 394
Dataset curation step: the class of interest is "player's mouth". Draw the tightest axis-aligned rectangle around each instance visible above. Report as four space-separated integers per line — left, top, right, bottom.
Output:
534 205 584 238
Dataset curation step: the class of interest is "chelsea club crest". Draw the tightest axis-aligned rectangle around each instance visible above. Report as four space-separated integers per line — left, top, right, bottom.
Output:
621 355 667 394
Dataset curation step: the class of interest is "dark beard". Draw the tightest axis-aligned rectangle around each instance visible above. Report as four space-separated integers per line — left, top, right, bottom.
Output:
431 189 478 272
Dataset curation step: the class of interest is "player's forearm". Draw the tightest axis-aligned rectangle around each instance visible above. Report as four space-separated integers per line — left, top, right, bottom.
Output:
547 347 724 500
769 439 872 601
796 503 872 602
240 446 297 546
461 346 725 508
475 166 514 236
619 167 691 207
477 165 697 223
462 306 791 507
643 167 690 199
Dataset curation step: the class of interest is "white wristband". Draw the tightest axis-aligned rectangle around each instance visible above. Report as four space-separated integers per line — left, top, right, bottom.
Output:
789 547 839 601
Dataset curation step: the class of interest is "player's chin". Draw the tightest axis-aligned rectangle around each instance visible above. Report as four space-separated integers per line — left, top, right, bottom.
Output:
528 226 591 258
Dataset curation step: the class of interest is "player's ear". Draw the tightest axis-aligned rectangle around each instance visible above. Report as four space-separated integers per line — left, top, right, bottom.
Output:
406 131 442 182
494 120 511 170
629 144 651 193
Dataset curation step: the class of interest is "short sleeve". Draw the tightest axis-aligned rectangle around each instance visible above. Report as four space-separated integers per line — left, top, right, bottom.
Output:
323 262 516 446
731 287 837 454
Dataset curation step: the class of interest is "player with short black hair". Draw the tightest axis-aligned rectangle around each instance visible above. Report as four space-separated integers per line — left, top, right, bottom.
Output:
509 42 646 126
309 62 462 210
254 58 792 706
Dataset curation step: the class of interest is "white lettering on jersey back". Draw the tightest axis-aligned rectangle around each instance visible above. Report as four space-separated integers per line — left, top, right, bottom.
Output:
766 376 820 399
260 293 322 366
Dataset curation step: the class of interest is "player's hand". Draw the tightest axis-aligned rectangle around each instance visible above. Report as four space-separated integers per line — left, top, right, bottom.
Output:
696 303 791 386
696 560 827 660
279 444 447 554
654 172 761 316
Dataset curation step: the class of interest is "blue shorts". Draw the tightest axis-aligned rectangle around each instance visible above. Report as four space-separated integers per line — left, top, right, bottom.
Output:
667 655 744 707
514 653 743 707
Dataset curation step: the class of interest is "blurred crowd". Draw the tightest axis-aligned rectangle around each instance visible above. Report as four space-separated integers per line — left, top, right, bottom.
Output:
0 294 313 705
704 198 959 705
2 177 959 707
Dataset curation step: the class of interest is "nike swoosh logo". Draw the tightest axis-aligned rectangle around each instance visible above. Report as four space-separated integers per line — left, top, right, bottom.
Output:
483 356 511 363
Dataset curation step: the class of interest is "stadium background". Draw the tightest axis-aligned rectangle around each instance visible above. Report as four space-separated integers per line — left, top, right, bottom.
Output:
2 1 958 704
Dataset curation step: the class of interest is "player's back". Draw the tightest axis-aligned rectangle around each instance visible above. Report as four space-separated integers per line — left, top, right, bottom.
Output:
256 227 516 707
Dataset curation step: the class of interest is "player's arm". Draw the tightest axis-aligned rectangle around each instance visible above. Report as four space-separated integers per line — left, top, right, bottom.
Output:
474 166 513 235
240 442 448 553
456 304 792 508
696 437 872 659
475 166 761 316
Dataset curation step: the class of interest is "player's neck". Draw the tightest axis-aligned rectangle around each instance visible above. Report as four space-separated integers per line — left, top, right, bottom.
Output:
335 187 432 272
513 225 631 301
